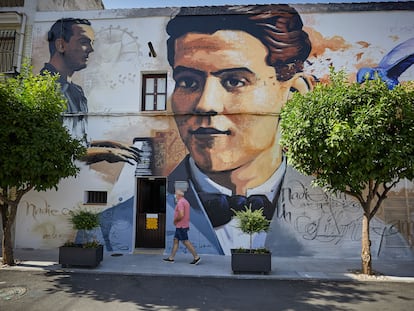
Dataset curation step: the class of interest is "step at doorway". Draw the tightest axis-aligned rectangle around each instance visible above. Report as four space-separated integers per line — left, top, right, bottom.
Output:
133 248 165 255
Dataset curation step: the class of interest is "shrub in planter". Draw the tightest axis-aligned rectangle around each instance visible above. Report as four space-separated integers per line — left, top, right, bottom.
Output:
231 205 271 274
59 208 103 268
69 209 100 245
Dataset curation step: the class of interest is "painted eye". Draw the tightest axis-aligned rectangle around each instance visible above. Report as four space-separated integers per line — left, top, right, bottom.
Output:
222 78 246 89
221 74 250 91
79 39 91 45
176 77 199 90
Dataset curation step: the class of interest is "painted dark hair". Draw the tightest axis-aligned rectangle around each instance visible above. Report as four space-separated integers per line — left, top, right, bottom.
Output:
167 5 311 81
47 18 91 55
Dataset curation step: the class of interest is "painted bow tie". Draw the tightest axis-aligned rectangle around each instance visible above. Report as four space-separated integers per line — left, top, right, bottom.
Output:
198 192 275 227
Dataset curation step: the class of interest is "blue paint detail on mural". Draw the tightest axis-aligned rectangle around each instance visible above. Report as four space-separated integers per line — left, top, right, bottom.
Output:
73 197 134 252
357 37 414 89
98 197 134 252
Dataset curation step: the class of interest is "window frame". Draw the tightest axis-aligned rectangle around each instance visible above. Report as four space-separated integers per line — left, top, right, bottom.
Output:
141 73 167 112
85 191 108 205
0 12 23 74
0 28 17 73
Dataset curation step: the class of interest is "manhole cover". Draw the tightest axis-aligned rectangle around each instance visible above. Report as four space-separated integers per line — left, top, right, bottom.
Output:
0 287 27 301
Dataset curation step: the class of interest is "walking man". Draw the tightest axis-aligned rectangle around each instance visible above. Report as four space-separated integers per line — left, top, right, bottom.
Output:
164 189 201 264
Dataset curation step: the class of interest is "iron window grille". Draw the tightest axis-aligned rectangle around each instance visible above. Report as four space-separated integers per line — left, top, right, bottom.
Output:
0 29 17 73
86 191 108 204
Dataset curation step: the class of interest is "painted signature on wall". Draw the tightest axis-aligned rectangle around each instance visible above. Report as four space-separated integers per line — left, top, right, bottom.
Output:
277 180 411 244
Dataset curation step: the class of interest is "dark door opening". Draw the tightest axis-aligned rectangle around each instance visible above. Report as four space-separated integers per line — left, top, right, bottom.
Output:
135 177 166 248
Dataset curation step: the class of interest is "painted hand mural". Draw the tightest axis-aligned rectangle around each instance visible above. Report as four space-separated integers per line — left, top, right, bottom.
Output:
83 140 141 165
357 37 414 90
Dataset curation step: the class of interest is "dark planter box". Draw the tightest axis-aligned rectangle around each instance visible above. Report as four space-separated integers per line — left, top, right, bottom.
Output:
59 244 104 268
231 249 271 274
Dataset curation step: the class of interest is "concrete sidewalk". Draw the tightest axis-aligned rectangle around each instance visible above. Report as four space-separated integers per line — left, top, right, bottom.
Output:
2 248 414 282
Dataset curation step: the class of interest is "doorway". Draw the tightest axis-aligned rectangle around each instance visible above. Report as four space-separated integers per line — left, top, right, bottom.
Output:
135 177 166 248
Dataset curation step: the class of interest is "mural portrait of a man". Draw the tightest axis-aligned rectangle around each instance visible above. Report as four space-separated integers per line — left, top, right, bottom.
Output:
165 5 317 255
40 18 95 144
164 4 414 258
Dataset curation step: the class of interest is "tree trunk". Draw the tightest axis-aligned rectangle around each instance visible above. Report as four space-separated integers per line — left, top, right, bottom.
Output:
1 202 16 266
361 213 372 275
2 220 15 266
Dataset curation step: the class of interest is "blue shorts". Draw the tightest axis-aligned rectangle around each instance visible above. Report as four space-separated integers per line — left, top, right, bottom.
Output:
174 228 189 241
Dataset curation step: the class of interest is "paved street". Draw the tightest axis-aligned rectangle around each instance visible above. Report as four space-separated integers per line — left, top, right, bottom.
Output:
1 270 414 311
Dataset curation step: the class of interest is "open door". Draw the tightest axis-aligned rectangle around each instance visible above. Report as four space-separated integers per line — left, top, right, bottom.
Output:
135 177 166 248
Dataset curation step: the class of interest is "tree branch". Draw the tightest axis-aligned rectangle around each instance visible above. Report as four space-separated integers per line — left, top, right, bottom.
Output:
0 186 33 206
343 189 365 206
369 180 398 220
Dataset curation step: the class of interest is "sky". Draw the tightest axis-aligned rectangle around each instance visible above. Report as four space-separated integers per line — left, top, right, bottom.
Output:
102 0 405 9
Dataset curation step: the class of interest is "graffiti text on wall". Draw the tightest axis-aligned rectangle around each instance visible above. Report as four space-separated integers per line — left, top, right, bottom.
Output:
24 200 71 221
278 180 405 245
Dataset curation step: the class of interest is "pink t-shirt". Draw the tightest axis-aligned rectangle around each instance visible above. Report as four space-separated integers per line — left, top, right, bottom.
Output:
174 197 190 228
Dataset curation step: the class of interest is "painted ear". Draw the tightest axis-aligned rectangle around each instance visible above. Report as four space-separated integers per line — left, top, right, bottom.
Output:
288 73 318 98
55 38 65 53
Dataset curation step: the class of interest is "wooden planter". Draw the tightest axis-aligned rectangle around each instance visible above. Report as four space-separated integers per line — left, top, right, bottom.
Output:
231 249 271 274
59 244 104 268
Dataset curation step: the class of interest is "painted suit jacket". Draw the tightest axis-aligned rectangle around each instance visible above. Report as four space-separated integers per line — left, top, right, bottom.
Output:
166 155 413 259
40 63 88 142
165 155 306 255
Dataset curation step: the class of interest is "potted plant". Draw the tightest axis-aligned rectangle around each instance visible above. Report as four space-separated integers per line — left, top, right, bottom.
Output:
231 205 271 274
59 208 103 268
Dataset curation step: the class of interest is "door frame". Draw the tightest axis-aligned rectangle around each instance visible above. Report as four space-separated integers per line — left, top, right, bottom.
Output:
135 177 166 249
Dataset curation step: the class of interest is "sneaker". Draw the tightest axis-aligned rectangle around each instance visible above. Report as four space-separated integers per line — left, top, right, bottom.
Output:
190 257 201 265
163 258 174 263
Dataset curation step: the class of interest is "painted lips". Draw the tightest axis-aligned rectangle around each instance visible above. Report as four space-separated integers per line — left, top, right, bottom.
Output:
190 127 231 135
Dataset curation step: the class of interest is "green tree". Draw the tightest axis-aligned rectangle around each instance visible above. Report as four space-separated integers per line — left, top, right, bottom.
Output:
280 68 414 275
233 206 270 253
0 64 86 266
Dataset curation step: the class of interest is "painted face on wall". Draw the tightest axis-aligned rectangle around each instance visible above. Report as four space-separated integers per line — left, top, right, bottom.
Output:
171 30 292 173
62 24 95 72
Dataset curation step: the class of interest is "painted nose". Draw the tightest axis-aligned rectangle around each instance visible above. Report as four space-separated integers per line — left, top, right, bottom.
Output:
194 77 225 115
87 42 94 53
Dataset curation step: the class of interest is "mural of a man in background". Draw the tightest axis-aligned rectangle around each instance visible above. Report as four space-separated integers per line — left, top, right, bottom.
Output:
165 5 316 255
41 18 95 144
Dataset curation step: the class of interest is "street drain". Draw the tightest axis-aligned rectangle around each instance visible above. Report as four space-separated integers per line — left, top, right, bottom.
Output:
0 287 27 301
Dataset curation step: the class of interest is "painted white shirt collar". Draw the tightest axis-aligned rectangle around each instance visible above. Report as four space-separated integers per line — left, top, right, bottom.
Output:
189 155 286 202
188 156 287 255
